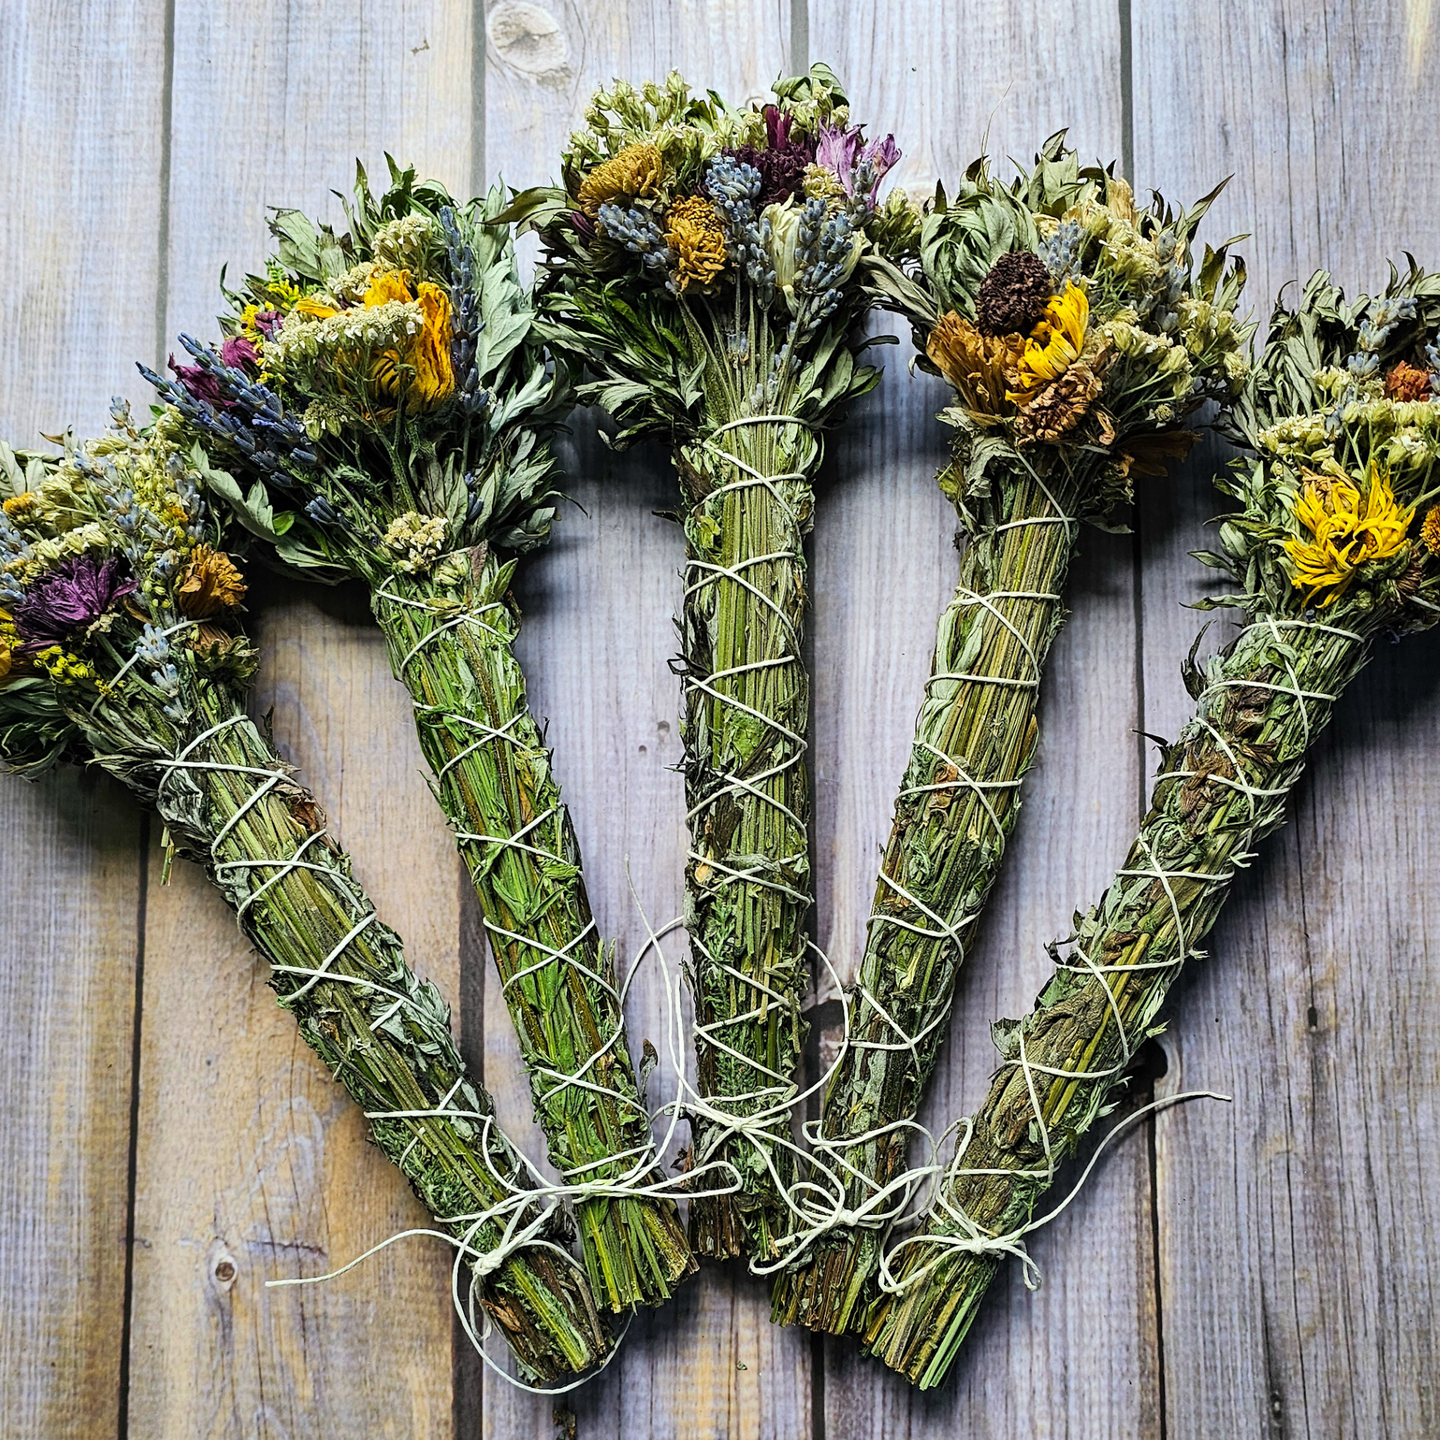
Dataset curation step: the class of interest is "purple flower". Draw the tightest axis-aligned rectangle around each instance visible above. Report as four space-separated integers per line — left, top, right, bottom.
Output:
861 133 901 186
764 104 796 152
570 209 597 240
815 122 864 180
169 352 225 408
13 553 138 652
250 309 283 339
220 334 260 371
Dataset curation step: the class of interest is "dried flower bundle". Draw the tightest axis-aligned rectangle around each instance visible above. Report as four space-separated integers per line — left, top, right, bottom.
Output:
863 266 1440 1386
138 162 692 1312
0 414 612 1381
772 137 1248 1333
511 66 920 1260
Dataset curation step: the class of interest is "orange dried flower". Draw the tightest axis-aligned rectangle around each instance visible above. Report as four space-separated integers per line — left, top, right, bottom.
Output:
1384 361 1433 403
663 196 726 293
176 545 246 619
1423 505 1440 558
926 311 1023 418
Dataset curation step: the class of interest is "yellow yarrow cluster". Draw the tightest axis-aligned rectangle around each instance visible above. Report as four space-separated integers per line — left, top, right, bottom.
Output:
34 645 101 689
1283 463 1413 606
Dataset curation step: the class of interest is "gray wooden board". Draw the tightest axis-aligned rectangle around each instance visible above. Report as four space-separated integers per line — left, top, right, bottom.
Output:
2 0 1439 1435
1134 5 1440 1436
0 2 165 1434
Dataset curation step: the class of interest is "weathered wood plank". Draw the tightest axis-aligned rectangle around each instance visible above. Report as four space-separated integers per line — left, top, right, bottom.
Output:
810 2 1162 1434
481 5 823 1435
0 3 165 1434
123 5 479 1436
1134 6 1440 1435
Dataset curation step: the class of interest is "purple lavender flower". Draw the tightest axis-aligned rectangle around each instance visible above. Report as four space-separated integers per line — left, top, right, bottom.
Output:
13 553 138 652
220 334 261 371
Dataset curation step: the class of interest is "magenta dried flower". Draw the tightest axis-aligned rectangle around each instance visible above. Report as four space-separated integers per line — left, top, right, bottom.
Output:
220 334 261 371
13 553 138 652
168 352 225 408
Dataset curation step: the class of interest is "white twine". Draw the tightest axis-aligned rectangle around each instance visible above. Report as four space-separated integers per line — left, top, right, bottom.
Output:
678 415 820 1199
152 711 636 1392
873 609 1364 1295
769 465 1081 1267
371 576 673 1197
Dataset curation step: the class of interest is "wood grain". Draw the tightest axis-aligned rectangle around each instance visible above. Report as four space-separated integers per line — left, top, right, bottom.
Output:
123 4 480 1435
482 5 817 1433
809 3 1168 1434
1134 5 1440 1436
5 1 1440 1434
0 2 164 1434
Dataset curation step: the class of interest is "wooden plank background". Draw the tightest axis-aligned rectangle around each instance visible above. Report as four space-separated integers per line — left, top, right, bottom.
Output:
1 1 1437 1435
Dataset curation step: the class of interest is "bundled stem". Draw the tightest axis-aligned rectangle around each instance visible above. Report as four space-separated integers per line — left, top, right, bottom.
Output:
141 697 612 1379
679 414 816 1260
371 554 694 1308
772 460 1082 1328
862 614 1369 1385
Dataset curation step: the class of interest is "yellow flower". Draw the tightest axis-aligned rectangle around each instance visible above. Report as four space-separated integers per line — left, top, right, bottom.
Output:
296 268 456 413
925 311 1023 418
663 196 726 293
1009 283 1090 405
1423 505 1440 558
1283 464 1413 606
176 545 247 619
576 143 665 216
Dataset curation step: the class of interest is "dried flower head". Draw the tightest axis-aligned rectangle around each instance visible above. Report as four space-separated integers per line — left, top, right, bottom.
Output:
361 270 456 410
1009 283 1091 405
576 143 665 216
2 493 40 526
382 511 448 573
12 553 137 652
176 544 246 619
926 311 1023 418
1012 359 1106 444
1422 504 1440 558
664 195 727 293
1384 360 1433 403
1283 463 1413 606
976 251 1053 337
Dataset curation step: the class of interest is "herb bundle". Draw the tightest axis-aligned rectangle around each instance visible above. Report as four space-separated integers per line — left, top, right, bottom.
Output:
772 138 1249 1332
139 163 692 1313
0 415 612 1381
862 266 1440 1386
515 65 918 1260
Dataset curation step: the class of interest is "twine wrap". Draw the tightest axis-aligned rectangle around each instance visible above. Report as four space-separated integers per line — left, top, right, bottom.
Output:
138 706 611 1382
772 457 1086 1330
371 554 693 1309
863 612 1371 1388
678 414 819 1261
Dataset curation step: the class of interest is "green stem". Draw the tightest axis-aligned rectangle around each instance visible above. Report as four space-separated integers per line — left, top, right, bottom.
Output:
772 459 1084 1331
678 415 816 1261
370 556 694 1311
141 700 611 1381
861 611 1371 1387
